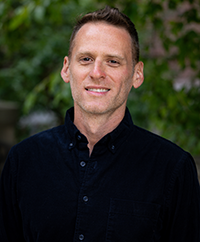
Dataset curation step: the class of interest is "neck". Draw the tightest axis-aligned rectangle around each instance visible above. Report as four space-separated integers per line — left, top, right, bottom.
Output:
74 107 125 155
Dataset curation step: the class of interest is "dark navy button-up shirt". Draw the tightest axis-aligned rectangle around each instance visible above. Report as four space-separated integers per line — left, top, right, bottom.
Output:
0 107 200 241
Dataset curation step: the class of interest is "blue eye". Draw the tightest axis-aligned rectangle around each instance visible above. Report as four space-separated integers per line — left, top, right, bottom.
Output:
109 60 120 65
79 57 93 65
82 57 91 61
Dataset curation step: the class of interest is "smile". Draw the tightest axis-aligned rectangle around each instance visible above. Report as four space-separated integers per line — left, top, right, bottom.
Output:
86 88 110 93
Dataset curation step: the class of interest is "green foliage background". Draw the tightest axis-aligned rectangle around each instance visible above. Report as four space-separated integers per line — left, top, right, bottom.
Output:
0 0 200 155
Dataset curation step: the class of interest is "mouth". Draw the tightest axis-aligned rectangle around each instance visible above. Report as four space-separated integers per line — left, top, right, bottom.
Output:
85 88 110 93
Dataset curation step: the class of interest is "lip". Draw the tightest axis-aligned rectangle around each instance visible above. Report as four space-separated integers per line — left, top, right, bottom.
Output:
85 86 110 94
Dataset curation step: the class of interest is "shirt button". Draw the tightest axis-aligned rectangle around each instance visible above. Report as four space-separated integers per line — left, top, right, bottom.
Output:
80 161 86 167
69 142 73 147
111 145 115 150
77 135 81 140
79 234 84 241
83 196 88 202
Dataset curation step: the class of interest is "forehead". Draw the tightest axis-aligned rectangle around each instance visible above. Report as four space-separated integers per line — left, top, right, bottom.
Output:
71 22 132 56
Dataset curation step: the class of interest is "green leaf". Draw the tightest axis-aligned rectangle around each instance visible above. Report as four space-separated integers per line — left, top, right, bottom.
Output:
9 6 29 30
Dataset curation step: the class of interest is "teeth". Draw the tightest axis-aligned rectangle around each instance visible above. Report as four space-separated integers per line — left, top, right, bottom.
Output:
87 88 109 93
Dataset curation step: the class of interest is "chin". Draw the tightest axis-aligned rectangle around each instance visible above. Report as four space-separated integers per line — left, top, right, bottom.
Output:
82 104 110 115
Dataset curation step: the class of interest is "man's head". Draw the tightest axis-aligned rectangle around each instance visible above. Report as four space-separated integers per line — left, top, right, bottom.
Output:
68 6 139 66
61 6 144 118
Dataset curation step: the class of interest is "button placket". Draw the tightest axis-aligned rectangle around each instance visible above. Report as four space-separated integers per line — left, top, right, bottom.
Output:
75 156 94 241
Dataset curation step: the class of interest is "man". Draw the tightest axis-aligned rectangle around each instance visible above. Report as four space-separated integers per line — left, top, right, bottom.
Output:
0 6 200 242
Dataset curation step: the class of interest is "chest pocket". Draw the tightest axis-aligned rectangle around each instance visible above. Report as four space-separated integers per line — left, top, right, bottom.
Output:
106 199 161 242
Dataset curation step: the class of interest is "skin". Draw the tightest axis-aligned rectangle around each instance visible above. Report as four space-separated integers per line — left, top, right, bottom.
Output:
61 21 144 155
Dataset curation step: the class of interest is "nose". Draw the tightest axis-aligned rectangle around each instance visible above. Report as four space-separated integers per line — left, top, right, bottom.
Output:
89 60 106 80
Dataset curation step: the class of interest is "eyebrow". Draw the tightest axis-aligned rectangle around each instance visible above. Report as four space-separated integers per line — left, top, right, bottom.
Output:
76 51 125 61
106 54 125 61
76 52 92 57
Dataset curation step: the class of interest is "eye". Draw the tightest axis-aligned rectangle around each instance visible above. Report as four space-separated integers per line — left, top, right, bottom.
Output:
110 60 117 63
108 59 120 66
80 57 93 64
82 57 91 61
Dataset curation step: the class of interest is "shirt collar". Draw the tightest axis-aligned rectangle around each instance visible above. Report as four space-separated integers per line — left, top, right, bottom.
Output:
64 107 134 153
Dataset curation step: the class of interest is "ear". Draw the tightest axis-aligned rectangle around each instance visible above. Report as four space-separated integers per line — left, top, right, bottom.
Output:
61 56 70 83
132 61 144 89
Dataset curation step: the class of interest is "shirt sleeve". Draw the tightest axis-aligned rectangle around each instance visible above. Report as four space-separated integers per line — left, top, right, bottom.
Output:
163 153 200 241
0 149 26 242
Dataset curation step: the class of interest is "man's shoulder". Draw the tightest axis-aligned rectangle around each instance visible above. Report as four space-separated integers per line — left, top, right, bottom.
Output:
132 124 190 161
129 125 196 183
12 124 66 154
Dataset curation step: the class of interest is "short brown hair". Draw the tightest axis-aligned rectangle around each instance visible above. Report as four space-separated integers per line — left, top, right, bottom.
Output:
68 6 139 65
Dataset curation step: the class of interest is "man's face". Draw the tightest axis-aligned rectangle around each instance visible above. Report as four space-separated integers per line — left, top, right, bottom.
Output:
61 22 143 117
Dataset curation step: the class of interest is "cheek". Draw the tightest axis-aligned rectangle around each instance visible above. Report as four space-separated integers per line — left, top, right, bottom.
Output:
118 74 133 93
69 76 79 99
69 71 80 88
70 67 88 86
